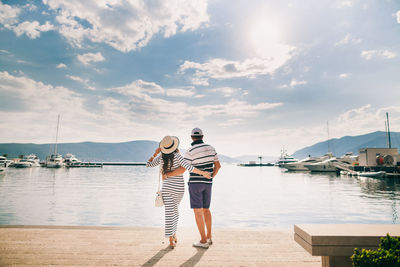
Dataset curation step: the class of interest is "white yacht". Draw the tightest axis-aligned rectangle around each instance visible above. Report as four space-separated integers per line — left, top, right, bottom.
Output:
15 154 41 168
339 152 358 165
26 154 40 167
64 153 82 167
0 156 8 171
275 149 297 167
14 158 32 168
304 157 341 172
46 154 64 168
281 153 334 171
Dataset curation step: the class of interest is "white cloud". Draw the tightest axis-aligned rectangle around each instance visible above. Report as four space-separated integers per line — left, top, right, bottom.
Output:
0 2 21 27
336 0 354 8
12 21 54 39
0 71 82 112
0 71 155 144
339 73 350 79
333 104 400 137
361 49 397 60
77 52 105 65
179 56 294 85
219 118 244 127
43 0 209 52
166 88 195 97
396 10 400 23
110 81 283 122
66 74 95 90
280 79 308 89
209 87 242 97
57 63 67 69
112 80 165 97
335 33 362 46
191 77 209 86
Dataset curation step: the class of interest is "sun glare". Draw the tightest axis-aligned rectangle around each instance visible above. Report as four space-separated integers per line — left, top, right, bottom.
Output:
249 19 282 56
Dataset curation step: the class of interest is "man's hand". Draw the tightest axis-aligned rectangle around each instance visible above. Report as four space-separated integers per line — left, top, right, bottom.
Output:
202 171 212 179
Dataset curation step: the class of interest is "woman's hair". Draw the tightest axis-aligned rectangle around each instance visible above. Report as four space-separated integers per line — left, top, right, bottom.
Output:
161 150 177 174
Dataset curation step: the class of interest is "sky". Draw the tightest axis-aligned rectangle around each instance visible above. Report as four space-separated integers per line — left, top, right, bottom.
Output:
0 0 400 157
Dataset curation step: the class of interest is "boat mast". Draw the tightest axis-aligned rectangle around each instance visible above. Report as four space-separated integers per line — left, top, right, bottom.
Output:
327 121 331 153
386 112 392 148
55 114 60 155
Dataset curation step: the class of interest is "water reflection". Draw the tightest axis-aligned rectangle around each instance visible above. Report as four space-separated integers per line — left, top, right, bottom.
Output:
0 165 399 228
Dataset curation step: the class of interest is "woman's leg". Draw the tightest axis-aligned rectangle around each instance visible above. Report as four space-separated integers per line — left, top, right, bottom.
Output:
163 192 175 238
170 192 183 237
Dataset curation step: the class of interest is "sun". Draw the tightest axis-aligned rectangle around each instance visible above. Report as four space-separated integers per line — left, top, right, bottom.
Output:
248 19 282 56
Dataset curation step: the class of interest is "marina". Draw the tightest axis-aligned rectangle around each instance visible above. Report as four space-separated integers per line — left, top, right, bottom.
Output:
1 164 399 228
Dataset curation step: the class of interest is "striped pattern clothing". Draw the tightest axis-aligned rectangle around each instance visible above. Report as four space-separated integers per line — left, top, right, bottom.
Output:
146 152 194 237
185 140 219 184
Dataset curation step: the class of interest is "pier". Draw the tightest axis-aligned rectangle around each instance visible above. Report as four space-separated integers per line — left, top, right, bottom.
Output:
0 225 320 266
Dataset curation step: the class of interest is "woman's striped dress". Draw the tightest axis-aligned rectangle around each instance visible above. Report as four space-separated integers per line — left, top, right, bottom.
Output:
146 152 194 237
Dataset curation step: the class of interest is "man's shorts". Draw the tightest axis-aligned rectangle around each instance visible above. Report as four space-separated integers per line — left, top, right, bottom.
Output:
188 183 212 209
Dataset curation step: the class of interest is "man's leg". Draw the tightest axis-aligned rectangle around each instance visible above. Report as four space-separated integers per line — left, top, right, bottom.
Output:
203 208 212 239
189 183 207 244
193 208 207 243
203 184 213 240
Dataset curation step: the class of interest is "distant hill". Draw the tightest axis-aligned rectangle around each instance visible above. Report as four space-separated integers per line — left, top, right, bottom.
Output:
0 140 237 163
293 131 400 159
0 140 159 162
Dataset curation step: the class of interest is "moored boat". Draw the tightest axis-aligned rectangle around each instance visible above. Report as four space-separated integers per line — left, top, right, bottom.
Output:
0 156 8 172
14 159 33 168
304 158 340 172
281 153 334 171
46 115 64 168
276 148 297 167
357 171 386 179
46 154 64 168
64 153 82 167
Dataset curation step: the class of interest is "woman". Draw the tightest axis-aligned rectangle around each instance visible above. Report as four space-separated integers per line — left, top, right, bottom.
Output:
147 135 211 248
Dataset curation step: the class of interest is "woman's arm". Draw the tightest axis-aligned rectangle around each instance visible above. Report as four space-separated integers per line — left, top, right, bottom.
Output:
174 153 211 179
192 167 211 179
165 166 186 177
146 147 161 167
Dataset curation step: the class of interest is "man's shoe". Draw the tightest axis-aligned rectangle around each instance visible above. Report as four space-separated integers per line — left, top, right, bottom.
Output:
207 238 213 245
192 241 209 249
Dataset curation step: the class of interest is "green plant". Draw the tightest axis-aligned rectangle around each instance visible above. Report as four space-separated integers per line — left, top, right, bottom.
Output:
351 234 400 267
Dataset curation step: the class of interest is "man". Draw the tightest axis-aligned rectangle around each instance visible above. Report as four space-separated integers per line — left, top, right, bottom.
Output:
165 128 221 248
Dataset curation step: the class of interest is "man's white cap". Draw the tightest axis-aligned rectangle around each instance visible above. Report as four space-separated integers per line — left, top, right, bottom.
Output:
191 127 203 137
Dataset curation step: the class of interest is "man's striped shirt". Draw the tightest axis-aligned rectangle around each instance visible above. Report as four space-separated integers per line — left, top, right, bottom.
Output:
185 140 219 184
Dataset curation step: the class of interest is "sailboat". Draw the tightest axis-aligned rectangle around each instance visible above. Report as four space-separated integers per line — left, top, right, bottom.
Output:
46 115 64 168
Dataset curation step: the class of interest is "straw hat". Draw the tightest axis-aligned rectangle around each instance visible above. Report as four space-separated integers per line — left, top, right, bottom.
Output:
159 136 179 154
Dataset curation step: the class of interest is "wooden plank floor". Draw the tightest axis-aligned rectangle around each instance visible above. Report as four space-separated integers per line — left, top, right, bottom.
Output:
0 226 320 266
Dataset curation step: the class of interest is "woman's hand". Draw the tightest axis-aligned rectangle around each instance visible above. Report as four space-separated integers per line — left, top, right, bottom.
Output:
202 171 212 179
162 173 167 180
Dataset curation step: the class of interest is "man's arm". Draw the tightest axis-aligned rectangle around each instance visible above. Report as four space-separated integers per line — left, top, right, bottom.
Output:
212 160 221 178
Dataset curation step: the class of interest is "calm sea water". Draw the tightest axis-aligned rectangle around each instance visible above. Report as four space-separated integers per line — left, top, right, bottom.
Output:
0 164 399 228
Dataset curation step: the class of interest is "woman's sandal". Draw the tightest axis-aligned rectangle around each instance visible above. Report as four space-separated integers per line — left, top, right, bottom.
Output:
169 237 176 249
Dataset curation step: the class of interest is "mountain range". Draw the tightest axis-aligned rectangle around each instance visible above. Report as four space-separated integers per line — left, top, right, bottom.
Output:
0 131 398 163
292 131 400 159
